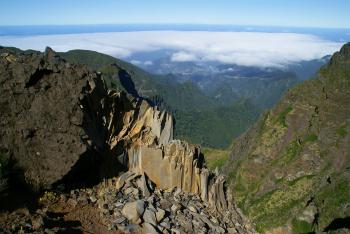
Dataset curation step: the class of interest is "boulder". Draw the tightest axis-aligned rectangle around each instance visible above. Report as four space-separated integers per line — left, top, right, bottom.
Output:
122 200 145 223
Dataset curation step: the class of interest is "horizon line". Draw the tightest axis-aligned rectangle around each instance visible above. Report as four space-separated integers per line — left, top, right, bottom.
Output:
0 23 349 30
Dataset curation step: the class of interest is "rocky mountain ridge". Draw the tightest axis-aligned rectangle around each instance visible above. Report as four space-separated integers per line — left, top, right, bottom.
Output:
0 47 255 233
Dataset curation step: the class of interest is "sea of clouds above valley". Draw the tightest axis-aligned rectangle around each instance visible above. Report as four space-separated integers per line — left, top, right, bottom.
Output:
0 31 342 67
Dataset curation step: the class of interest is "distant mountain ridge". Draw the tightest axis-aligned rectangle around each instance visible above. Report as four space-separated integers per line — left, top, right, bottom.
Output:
134 52 328 110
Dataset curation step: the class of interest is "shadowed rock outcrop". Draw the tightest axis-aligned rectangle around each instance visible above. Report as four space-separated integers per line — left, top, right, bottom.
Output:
0 47 175 191
0 47 113 190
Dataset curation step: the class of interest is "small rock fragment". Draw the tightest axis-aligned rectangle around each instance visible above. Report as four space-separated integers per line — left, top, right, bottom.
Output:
144 222 159 234
143 209 157 226
155 208 166 222
171 203 182 213
188 205 197 213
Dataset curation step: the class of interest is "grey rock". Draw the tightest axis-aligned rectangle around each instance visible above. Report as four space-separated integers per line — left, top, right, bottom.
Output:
171 203 182 213
141 173 151 197
114 216 126 224
174 188 182 197
143 208 157 226
116 171 135 190
89 195 97 203
188 205 197 213
144 222 159 234
122 200 145 223
160 199 172 210
117 224 139 233
160 221 171 229
155 208 166 222
114 202 124 209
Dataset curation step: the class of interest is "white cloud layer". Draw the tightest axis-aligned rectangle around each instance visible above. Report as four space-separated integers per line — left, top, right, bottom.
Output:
171 51 199 62
0 31 342 67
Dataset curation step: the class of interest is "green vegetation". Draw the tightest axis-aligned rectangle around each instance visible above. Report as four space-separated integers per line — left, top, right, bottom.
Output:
292 218 313 234
248 176 314 232
206 74 299 111
277 140 303 166
59 50 120 71
276 106 293 127
202 147 230 170
336 125 347 137
304 134 318 142
175 101 258 148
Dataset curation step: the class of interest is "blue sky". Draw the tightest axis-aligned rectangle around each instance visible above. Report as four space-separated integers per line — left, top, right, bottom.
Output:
0 0 349 28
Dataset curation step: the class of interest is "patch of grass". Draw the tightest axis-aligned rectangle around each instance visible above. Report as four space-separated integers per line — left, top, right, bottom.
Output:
287 141 301 157
202 147 230 170
276 106 293 127
288 175 314 187
227 170 236 185
292 218 313 234
336 125 347 137
280 140 302 165
304 134 318 143
275 178 284 184
247 176 314 232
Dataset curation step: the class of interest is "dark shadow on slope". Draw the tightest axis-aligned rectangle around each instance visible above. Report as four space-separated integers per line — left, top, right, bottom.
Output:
114 65 160 108
324 217 350 232
0 158 39 212
52 147 127 191
25 68 53 88
45 211 83 234
118 70 140 98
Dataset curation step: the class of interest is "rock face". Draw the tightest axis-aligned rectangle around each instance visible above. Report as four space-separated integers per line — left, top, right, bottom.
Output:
128 141 203 193
0 47 108 190
125 127 230 211
223 43 350 233
0 47 173 190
